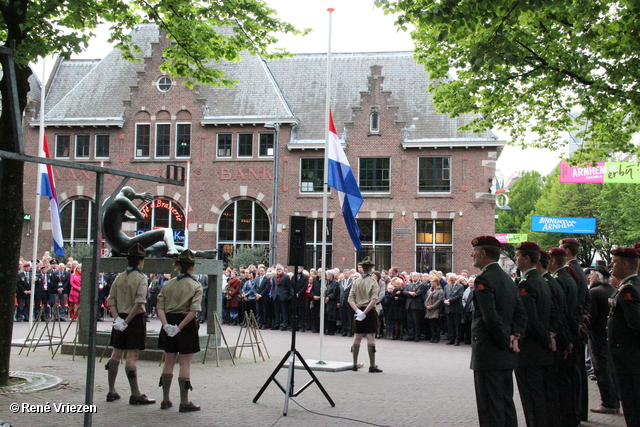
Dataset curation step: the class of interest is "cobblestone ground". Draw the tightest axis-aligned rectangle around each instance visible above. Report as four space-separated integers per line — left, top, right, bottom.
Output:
0 319 626 427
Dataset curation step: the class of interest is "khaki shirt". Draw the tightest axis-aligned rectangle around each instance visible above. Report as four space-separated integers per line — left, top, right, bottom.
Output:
107 269 148 314
348 275 379 308
157 275 203 314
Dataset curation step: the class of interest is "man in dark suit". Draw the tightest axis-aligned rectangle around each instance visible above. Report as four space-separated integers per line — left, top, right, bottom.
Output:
50 262 71 321
586 265 619 414
254 264 270 328
514 242 553 427
338 269 354 336
35 264 51 320
272 264 293 330
470 236 527 427
608 247 640 427
292 266 309 332
403 272 425 342
16 262 33 321
443 273 464 345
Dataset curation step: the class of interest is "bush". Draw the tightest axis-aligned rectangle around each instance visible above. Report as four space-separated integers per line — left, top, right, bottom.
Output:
64 243 95 263
227 245 269 270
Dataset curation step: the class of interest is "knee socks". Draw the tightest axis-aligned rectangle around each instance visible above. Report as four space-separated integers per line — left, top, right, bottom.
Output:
178 377 192 405
159 373 173 402
106 360 119 393
351 344 360 367
367 345 376 367
125 367 141 396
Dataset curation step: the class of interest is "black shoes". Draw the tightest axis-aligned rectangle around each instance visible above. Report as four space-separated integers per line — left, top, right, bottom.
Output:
129 394 156 405
106 392 121 402
179 402 201 412
369 366 383 373
161 400 173 409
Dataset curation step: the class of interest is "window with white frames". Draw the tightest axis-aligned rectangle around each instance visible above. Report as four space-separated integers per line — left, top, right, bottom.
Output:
259 133 274 157
415 219 453 273
356 219 392 270
75 135 90 158
217 200 270 265
95 134 110 159
156 123 171 158
60 198 96 245
217 133 232 157
238 133 253 158
300 158 324 193
304 218 333 270
176 123 191 158
370 112 380 133
56 135 70 158
359 157 390 192
136 124 150 158
418 157 451 193
137 198 186 248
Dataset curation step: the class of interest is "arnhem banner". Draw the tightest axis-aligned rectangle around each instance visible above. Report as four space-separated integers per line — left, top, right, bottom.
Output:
560 160 640 183
495 233 528 244
531 216 597 234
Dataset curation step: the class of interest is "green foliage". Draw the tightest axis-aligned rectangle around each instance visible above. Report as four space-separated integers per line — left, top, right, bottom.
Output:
377 0 640 163
227 245 268 270
495 170 544 234
64 243 94 263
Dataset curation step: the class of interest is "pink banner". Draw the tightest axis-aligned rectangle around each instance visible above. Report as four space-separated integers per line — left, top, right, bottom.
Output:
495 234 509 244
560 161 605 183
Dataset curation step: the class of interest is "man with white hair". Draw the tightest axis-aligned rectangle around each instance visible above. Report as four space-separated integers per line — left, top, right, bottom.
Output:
403 272 425 342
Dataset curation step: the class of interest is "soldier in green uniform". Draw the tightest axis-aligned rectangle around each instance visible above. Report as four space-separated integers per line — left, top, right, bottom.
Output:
105 243 155 405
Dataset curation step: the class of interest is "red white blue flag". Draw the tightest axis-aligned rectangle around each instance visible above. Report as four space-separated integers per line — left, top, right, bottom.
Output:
40 133 64 256
327 111 363 250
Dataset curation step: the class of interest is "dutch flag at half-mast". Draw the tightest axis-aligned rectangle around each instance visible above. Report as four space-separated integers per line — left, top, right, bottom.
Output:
41 133 65 257
327 111 363 250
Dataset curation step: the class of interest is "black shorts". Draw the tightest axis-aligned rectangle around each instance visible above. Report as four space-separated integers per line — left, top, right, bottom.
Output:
110 313 146 350
353 310 378 334
158 313 200 354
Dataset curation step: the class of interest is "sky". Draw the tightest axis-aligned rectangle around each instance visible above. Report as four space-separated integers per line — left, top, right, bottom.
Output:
32 0 562 177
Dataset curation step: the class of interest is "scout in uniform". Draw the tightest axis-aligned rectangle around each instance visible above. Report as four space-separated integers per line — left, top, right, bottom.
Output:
157 249 203 412
348 256 383 373
105 243 155 404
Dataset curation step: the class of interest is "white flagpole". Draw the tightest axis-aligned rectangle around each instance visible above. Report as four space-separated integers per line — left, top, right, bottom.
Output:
29 58 46 330
184 161 191 248
318 7 334 364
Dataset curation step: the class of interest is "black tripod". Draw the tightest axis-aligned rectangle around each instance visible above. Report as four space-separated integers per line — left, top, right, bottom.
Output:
253 266 335 415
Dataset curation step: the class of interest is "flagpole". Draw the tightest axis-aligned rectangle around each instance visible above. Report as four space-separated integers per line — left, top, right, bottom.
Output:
29 58 46 330
318 7 334 364
184 161 191 248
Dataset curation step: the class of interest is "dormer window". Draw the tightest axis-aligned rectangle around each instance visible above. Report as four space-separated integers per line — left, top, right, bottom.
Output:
370 112 380 133
157 76 172 93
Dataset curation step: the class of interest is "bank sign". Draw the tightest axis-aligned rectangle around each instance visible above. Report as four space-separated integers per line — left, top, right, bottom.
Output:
531 216 596 234
559 161 640 183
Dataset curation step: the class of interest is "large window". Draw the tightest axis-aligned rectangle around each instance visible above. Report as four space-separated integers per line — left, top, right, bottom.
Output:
136 124 150 158
359 158 390 192
300 158 324 193
217 200 270 265
356 219 392 270
238 133 253 158
56 135 70 158
60 198 96 245
75 135 90 158
156 123 171 158
416 220 453 273
259 133 274 157
176 123 191 158
137 198 186 248
217 133 232 158
96 134 110 159
304 218 333 269
419 157 451 193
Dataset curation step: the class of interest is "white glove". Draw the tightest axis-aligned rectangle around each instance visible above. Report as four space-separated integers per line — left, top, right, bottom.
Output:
355 310 366 321
164 324 180 337
355 309 364 317
113 317 127 331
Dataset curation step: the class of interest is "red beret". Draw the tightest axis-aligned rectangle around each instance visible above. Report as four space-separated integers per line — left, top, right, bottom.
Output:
548 247 568 257
471 236 501 248
560 238 580 246
634 242 640 249
23 262 31 268
611 247 640 259
516 241 541 252
539 250 550 260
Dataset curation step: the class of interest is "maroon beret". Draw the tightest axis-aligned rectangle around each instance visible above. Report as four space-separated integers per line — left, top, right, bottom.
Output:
23 262 31 268
611 247 640 259
471 236 501 248
548 247 568 257
560 238 580 246
516 241 541 252
538 250 550 260
634 242 640 249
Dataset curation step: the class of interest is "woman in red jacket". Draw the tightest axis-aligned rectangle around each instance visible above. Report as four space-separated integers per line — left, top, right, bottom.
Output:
225 271 241 325
69 264 82 319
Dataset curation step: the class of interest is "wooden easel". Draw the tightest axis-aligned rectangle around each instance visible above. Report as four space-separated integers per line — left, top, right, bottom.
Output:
202 312 235 366
18 305 50 355
233 310 269 362
51 307 81 359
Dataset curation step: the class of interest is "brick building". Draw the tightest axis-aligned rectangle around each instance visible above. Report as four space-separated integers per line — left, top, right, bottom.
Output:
21 25 503 273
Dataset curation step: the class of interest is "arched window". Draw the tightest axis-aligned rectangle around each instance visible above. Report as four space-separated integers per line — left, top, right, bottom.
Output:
370 112 380 133
217 200 270 264
137 198 186 246
60 198 96 245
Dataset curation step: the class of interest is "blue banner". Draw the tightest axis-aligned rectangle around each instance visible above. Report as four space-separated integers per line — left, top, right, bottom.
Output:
531 216 596 234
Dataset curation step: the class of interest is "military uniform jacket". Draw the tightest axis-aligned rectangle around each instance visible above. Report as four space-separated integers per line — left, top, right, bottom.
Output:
543 271 571 352
554 267 580 337
16 271 32 297
471 262 527 371
517 268 553 366
607 274 640 373
568 258 590 319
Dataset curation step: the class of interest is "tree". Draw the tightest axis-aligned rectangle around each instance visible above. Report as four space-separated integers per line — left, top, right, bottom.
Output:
376 0 640 163
595 183 640 262
227 245 269 270
0 0 305 386
495 171 544 234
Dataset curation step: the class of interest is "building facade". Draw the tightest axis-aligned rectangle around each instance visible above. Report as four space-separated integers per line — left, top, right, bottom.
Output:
21 25 503 273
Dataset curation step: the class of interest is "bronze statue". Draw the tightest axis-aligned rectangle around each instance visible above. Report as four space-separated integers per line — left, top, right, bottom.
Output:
103 186 215 258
